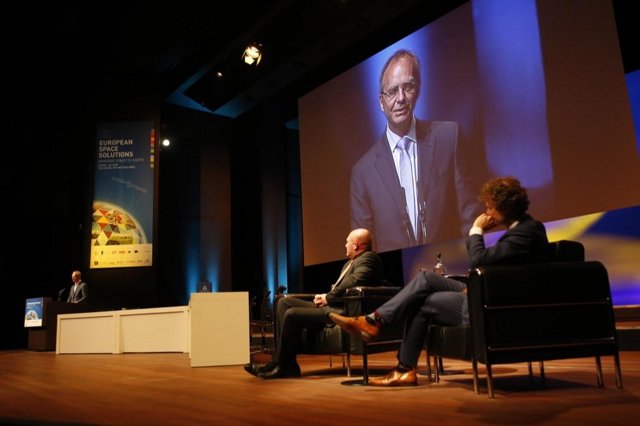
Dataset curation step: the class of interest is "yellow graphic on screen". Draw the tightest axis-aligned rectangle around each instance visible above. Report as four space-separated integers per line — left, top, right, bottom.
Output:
91 201 148 246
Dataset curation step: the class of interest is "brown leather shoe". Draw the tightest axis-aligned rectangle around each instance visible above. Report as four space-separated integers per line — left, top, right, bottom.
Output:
329 313 380 342
368 368 418 386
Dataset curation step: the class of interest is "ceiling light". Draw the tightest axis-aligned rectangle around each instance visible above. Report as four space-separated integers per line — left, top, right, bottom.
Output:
242 43 262 66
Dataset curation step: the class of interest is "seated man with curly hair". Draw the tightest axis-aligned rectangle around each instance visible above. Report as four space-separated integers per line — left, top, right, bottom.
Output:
331 176 550 386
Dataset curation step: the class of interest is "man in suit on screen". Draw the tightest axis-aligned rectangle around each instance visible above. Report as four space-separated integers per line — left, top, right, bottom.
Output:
350 49 478 253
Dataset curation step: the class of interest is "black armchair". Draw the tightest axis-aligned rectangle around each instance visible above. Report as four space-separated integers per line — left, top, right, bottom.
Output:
342 286 404 384
425 240 623 398
280 285 403 383
426 240 583 381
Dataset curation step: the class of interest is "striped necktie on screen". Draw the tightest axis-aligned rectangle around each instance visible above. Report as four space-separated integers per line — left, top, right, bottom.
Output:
397 136 417 237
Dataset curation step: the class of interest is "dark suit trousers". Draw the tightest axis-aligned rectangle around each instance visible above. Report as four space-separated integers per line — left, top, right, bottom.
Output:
273 296 336 367
376 271 467 367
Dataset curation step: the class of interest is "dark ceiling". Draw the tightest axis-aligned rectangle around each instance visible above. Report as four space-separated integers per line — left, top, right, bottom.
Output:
175 0 468 118
7 0 638 125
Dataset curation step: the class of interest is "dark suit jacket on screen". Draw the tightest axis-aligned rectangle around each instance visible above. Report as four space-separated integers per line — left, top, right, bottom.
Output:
350 120 478 253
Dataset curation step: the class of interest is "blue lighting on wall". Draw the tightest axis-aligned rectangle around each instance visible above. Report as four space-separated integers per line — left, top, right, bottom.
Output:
184 220 200 303
205 250 220 292
626 70 640 155
472 0 553 188
262 206 283 300
265 248 276 296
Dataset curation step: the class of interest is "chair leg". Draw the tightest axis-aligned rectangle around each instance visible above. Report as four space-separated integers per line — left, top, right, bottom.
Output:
258 324 266 353
434 356 440 383
347 351 352 377
539 361 545 380
362 347 369 385
527 362 533 377
486 363 495 399
425 349 432 381
595 356 604 387
614 352 623 389
329 354 333 368
472 359 479 394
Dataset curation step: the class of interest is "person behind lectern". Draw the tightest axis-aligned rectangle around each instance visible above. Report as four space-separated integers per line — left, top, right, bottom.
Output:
67 270 88 304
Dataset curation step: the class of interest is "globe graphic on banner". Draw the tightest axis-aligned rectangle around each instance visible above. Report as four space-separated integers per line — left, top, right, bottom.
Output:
91 201 148 246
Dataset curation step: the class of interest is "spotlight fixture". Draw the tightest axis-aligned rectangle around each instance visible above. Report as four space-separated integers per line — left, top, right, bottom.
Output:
241 43 262 66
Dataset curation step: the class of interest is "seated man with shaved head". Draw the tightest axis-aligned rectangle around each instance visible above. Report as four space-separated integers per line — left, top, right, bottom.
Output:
244 228 383 379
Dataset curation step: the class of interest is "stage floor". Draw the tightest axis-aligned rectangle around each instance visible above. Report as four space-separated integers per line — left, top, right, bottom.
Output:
1 349 639 425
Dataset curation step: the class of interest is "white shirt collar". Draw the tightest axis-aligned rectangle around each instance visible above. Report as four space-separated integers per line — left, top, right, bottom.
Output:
386 117 417 151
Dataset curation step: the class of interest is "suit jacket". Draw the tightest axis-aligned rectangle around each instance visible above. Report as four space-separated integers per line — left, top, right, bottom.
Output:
67 281 88 304
465 214 549 269
325 250 383 306
350 119 478 253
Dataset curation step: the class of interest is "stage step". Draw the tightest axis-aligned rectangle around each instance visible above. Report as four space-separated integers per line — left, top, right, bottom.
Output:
615 305 640 351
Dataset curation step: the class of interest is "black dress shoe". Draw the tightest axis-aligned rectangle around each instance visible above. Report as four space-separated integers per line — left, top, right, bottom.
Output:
257 364 301 380
244 362 277 376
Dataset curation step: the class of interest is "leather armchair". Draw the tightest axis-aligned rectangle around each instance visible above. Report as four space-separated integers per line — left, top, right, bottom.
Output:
425 240 623 398
280 284 403 383
342 286 404 384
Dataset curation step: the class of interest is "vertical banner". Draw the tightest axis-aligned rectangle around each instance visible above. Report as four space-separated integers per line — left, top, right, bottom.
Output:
90 122 155 269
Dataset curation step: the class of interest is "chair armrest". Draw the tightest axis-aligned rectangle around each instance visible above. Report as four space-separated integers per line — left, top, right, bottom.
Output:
344 286 402 297
445 274 469 284
342 286 402 317
285 293 315 302
343 286 405 351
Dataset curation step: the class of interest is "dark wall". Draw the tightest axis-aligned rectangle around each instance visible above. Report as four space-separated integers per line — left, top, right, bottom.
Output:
229 99 291 309
2 79 167 348
157 105 233 305
2 111 92 349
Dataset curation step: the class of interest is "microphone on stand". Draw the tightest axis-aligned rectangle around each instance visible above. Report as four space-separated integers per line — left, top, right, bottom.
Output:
416 181 427 244
418 200 427 244
57 288 66 302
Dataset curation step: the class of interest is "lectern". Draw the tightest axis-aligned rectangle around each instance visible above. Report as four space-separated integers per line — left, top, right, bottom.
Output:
25 297 87 351
189 292 249 367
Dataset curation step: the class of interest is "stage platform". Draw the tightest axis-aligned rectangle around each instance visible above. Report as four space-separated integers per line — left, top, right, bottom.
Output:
1 349 639 425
